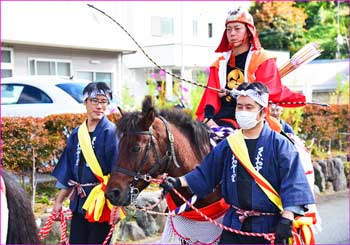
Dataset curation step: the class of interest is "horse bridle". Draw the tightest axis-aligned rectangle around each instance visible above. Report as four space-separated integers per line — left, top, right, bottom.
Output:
112 116 180 203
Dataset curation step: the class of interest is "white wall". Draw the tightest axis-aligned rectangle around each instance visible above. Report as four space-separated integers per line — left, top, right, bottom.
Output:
121 1 251 68
5 43 122 96
1 1 137 52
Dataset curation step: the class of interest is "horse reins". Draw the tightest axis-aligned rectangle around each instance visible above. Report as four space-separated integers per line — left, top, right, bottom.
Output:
38 209 72 244
128 175 276 243
112 116 180 203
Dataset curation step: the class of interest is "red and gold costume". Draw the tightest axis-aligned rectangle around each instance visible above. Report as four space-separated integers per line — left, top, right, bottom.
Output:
196 8 305 125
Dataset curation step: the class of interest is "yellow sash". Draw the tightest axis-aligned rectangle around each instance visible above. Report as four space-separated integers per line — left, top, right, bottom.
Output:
78 121 114 222
227 130 283 211
227 130 315 244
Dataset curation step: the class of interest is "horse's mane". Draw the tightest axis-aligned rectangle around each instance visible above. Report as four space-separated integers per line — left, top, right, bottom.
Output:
2 170 40 244
116 108 211 159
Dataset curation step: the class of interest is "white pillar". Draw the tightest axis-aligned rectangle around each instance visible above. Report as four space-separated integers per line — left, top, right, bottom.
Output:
115 53 123 99
165 69 174 101
304 80 313 102
181 68 193 107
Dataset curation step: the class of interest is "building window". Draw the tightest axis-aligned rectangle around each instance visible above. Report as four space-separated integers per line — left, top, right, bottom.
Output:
193 20 198 37
208 23 213 38
77 71 113 88
29 58 72 76
1 48 14 78
151 16 174 37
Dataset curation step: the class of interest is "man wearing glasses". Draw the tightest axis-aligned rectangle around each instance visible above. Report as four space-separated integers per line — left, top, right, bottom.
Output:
52 82 119 244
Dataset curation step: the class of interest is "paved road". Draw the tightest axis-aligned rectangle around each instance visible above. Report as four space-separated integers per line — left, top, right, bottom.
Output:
315 190 350 244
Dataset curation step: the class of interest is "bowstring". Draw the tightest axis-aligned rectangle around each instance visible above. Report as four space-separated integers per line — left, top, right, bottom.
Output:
87 4 220 93
87 4 328 107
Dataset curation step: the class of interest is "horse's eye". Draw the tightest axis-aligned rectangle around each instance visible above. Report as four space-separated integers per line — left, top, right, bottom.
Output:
131 145 141 153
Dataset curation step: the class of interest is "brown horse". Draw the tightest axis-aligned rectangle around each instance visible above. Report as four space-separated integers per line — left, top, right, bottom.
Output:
105 96 225 243
106 96 221 207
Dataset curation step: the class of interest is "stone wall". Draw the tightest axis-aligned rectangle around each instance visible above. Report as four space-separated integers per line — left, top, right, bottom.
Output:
313 155 349 193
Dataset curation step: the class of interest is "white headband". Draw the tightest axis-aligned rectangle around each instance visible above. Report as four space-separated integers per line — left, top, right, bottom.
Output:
236 89 269 107
83 89 111 102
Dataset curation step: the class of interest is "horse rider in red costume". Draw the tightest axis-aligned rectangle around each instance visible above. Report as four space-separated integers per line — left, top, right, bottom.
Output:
196 7 305 130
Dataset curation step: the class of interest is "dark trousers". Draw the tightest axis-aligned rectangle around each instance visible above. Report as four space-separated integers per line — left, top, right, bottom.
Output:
69 213 112 244
219 229 270 244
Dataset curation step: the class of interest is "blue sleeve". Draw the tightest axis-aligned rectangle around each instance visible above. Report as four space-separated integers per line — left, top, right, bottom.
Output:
284 124 295 135
277 137 315 207
282 120 295 135
284 205 305 216
56 181 69 189
52 134 75 186
184 141 228 198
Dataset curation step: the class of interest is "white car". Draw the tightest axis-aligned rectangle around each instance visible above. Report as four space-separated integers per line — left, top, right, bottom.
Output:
1 76 91 117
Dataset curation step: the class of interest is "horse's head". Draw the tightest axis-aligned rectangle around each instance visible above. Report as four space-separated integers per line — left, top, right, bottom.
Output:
106 96 177 206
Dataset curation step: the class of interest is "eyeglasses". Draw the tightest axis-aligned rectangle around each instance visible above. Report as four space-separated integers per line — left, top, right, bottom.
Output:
88 98 109 106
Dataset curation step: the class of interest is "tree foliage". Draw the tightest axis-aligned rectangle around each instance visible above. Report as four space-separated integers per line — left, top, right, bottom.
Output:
250 2 307 51
283 104 349 156
250 1 350 59
2 113 121 175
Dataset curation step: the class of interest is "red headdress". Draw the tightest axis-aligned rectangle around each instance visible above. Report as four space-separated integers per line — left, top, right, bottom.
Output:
215 8 261 53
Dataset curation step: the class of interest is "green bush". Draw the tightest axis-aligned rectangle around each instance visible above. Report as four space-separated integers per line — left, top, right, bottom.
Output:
36 196 50 205
2 105 348 173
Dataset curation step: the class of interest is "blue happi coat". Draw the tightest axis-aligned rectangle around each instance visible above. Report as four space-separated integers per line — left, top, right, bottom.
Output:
52 116 119 214
280 119 295 134
185 123 314 233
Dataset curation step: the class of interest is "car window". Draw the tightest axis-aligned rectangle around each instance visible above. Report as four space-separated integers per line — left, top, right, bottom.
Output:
1 84 23 104
56 82 85 103
1 84 52 104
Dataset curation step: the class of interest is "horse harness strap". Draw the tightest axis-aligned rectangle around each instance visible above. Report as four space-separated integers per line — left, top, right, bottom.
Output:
159 116 180 168
113 116 179 181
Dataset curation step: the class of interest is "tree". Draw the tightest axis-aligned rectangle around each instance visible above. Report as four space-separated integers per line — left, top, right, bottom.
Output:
250 1 350 59
296 1 349 59
250 2 307 51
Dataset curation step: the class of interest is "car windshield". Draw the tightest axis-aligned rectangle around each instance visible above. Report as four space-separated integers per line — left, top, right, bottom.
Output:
56 82 86 103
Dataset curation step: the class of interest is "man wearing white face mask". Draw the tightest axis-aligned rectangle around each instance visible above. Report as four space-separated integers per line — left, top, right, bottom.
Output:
161 82 315 244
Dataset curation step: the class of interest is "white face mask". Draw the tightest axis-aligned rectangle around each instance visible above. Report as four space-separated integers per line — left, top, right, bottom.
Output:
236 109 263 129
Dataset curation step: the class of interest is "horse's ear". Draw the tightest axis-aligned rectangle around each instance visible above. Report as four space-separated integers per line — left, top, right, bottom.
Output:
141 96 156 128
142 108 156 128
117 106 126 117
142 96 154 114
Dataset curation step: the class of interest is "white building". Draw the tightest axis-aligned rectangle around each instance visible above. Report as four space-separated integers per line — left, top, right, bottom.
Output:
1 1 254 106
1 1 137 99
2 1 347 107
283 59 349 104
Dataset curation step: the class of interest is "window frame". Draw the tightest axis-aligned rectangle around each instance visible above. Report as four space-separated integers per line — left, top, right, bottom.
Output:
28 57 72 77
208 23 213 38
193 20 198 37
76 71 113 88
151 16 174 37
1 47 14 78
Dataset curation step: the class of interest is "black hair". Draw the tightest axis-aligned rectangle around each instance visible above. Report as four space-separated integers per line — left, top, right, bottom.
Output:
236 81 269 94
236 81 269 113
83 82 113 100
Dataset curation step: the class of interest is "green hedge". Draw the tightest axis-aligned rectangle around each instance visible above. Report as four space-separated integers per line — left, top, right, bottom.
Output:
2 113 120 174
2 104 348 172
